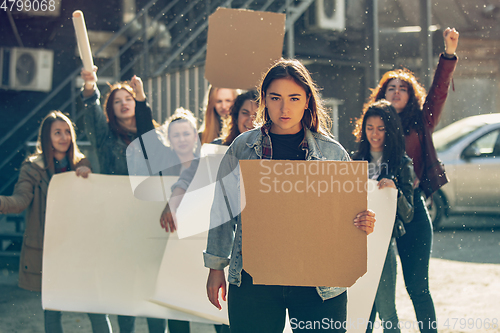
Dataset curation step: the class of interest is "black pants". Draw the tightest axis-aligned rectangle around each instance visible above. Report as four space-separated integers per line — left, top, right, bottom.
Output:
117 315 169 333
44 310 111 333
395 190 437 333
228 270 347 333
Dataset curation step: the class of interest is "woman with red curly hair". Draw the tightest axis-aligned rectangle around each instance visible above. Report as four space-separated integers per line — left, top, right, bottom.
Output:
354 28 459 333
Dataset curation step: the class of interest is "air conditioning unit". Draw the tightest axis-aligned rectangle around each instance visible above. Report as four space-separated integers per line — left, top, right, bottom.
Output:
7 47 54 92
306 0 346 31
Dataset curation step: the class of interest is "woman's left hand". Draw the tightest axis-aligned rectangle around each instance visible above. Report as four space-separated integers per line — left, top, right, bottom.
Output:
75 166 91 178
378 178 396 189
353 209 376 235
130 75 146 102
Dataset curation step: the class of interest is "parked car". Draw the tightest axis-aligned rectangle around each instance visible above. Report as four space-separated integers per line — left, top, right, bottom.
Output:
428 113 500 229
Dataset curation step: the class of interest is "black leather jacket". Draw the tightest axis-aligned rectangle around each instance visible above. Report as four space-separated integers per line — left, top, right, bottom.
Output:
378 155 415 238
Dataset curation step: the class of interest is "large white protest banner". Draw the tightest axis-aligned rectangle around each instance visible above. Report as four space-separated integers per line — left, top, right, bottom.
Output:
43 172 395 331
42 172 215 323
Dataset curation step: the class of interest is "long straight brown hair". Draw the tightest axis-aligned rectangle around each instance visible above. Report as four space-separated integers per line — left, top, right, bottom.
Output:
199 85 240 144
256 59 332 137
33 111 85 175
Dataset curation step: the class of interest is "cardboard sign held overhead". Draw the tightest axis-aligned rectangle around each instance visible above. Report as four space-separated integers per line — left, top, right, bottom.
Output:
240 160 368 288
205 8 286 90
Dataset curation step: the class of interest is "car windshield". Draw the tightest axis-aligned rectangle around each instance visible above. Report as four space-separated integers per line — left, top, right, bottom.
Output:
433 120 485 152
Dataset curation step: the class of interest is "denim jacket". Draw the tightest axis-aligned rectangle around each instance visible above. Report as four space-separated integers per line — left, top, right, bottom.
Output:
203 126 350 300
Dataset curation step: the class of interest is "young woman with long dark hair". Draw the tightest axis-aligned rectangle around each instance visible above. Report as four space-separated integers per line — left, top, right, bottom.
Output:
0 111 111 333
352 100 415 332
218 90 258 146
354 28 459 333
204 59 376 332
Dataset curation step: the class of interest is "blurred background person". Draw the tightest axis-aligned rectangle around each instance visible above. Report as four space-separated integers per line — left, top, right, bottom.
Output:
215 90 258 146
160 108 198 173
0 111 110 333
160 90 258 234
81 67 170 333
199 86 240 144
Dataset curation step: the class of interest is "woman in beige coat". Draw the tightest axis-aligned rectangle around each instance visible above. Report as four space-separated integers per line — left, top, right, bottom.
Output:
0 111 111 333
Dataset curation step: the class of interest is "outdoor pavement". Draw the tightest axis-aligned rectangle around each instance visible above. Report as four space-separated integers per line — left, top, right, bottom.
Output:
1 214 499 332
373 214 500 333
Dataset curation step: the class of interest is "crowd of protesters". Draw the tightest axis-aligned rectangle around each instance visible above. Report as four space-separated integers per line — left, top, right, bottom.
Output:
0 25 459 333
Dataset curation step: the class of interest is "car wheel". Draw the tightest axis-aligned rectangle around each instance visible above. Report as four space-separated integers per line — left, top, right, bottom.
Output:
426 191 446 230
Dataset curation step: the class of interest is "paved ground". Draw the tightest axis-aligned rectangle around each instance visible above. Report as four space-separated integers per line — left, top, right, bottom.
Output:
372 214 500 333
1 214 499 332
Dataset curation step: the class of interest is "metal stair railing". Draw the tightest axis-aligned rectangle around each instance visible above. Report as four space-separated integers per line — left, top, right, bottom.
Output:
0 0 159 149
0 0 203 194
157 0 315 74
0 0 194 195
0 0 316 195
131 0 231 77
145 0 315 126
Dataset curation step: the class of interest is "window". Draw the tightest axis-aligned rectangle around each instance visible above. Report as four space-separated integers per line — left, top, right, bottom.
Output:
464 129 500 157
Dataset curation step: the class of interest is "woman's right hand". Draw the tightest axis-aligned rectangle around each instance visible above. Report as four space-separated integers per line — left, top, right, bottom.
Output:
159 203 176 233
443 27 459 55
377 178 396 190
75 166 91 178
130 75 146 102
353 209 376 235
159 187 186 233
206 269 227 310
81 66 98 97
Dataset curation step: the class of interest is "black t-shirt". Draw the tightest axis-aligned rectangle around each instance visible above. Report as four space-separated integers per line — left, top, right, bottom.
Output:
269 128 306 160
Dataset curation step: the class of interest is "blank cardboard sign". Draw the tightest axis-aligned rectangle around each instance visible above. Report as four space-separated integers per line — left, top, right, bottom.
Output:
240 160 368 287
205 8 285 90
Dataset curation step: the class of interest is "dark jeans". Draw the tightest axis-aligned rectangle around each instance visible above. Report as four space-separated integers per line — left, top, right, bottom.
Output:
117 315 169 333
228 270 347 333
44 310 111 333
395 189 437 333
214 324 231 333
166 318 228 333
